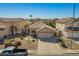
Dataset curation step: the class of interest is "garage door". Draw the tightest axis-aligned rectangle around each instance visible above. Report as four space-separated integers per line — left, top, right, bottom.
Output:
38 33 53 38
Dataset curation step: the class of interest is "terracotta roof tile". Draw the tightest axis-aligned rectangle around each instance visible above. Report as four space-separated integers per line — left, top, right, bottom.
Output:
56 18 75 24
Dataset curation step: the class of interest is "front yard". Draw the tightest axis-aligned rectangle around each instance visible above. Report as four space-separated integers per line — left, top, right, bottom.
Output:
0 36 38 50
12 37 38 50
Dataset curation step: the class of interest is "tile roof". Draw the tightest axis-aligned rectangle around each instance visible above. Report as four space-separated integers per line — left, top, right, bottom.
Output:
0 18 24 22
28 21 46 29
36 25 55 31
28 21 55 31
56 18 76 24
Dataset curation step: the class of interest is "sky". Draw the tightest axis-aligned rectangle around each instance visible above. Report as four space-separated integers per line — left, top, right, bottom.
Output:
0 3 79 19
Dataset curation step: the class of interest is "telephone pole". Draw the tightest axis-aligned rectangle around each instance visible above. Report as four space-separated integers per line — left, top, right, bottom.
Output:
70 3 76 49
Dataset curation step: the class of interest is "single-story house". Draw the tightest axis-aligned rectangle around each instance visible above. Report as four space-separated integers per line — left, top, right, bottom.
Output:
27 21 55 39
55 18 79 39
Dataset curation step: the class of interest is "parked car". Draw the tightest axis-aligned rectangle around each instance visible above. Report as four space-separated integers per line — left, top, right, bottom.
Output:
0 46 28 56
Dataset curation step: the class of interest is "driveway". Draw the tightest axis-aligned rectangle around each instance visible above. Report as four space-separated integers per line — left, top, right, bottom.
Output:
37 37 79 56
37 37 62 55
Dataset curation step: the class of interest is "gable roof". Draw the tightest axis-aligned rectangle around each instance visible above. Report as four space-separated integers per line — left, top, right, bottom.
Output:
28 21 47 29
28 21 55 31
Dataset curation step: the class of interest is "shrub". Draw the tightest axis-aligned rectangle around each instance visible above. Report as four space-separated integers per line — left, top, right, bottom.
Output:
20 36 24 40
32 40 36 42
4 40 12 48
13 41 22 48
4 40 12 44
61 41 67 48
4 40 21 48
59 38 62 42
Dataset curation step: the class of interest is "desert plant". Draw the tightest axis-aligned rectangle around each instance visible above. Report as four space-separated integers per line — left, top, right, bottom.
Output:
32 40 36 42
21 36 24 40
4 40 12 48
58 37 63 42
60 40 67 48
13 41 22 48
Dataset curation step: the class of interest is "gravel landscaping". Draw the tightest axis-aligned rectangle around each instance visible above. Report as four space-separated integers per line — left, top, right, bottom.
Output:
11 37 38 50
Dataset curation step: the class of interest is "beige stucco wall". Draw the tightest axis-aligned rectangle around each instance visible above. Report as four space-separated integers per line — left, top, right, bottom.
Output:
0 20 24 38
37 27 53 33
36 27 54 38
0 22 11 38
56 23 65 31
73 22 79 27
12 22 24 33
63 31 79 38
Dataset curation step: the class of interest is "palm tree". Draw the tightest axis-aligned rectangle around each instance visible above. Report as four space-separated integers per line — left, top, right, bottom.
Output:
29 14 32 19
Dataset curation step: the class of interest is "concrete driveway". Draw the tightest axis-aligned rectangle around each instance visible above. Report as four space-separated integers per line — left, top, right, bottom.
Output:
37 37 79 56
37 37 62 55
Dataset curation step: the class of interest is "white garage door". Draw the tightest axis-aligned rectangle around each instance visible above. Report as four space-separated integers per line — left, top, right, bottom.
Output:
38 33 53 38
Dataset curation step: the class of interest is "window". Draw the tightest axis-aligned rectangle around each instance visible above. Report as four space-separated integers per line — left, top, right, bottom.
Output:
3 50 12 54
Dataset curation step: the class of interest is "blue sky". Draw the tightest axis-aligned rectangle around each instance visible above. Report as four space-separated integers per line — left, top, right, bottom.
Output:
0 3 79 19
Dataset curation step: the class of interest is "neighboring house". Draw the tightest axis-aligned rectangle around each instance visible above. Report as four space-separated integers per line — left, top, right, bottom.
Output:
0 18 25 38
27 21 55 39
55 18 79 39
64 27 79 39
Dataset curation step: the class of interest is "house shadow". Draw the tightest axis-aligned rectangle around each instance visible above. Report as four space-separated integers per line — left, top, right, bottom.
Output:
72 38 79 41
0 33 29 40
38 37 59 43
30 36 59 43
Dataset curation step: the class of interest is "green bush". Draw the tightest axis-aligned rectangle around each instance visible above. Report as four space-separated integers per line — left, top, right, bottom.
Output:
59 38 63 42
4 40 21 48
4 40 12 44
20 36 24 40
5 42 12 48
61 40 67 48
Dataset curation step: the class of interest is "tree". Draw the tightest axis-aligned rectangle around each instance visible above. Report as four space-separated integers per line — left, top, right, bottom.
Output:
13 41 22 48
29 15 32 19
16 41 21 46
44 20 56 28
